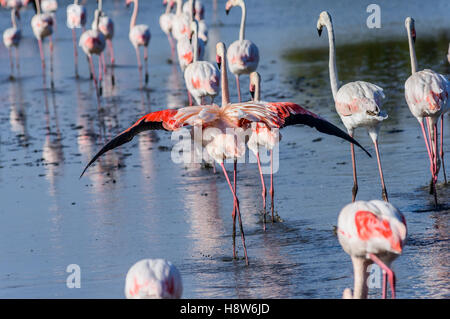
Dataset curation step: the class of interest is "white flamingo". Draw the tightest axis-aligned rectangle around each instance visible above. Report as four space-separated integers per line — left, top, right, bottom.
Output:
171 0 190 42
125 259 183 299
159 0 176 60
404 17 449 205
337 200 407 299
126 0 151 88
317 11 389 203
3 8 21 79
94 0 115 68
183 20 219 105
66 0 87 78
225 0 259 102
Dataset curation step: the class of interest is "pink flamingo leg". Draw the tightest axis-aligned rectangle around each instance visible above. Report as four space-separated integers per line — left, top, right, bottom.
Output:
168 34 175 62
220 161 248 265
235 75 241 102
107 39 115 86
256 151 267 231
71 28 79 78
350 134 358 202
15 47 19 72
269 149 275 222
369 254 396 299
101 52 107 78
8 48 14 79
135 47 143 88
49 36 54 89
38 39 46 86
440 115 447 183
88 55 100 101
144 46 149 85
187 91 193 106
98 55 103 97
373 140 388 202
232 159 237 259
381 271 387 299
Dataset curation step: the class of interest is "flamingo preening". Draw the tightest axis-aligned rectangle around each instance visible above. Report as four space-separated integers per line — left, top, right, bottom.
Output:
337 200 407 299
404 17 449 206
225 0 259 102
317 11 389 203
159 0 176 61
66 0 87 78
79 7 106 98
31 0 55 88
125 259 183 299
3 8 21 80
126 0 151 88
183 20 219 105
80 42 370 265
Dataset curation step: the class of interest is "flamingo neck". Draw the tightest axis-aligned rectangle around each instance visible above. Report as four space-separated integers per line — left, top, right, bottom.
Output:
176 0 182 16
74 0 79 5
130 0 138 31
188 0 194 24
238 1 246 41
35 0 41 14
98 0 103 12
220 50 230 106
164 1 171 14
351 256 369 299
192 22 198 62
325 19 339 101
406 25 418 74
253 78 260 101
11 9 17 28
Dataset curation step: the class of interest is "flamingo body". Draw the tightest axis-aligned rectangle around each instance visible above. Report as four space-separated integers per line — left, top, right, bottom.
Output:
182 0 204 20
0 0 28 9
79 29 105 56
159 10 174 35
125 259 183 299
96 14 114 40
31 13 53 40
184 61 220 105
129 24 150 48
176 37 204 72
3 27 21 48
227 39 259 76
66 3 86 29
41 0 57 12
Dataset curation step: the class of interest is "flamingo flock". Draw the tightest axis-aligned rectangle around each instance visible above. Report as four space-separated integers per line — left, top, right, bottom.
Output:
1 0 449 299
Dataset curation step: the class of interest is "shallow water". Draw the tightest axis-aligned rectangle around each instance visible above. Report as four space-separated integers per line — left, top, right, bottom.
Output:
0 0 449 298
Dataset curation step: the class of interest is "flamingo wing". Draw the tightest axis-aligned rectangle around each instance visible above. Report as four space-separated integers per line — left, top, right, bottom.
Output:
270 102 372 157
80 109 179 178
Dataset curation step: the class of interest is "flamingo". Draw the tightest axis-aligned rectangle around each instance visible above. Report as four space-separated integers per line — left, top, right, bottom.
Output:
3 8 21 80
183 0 204 21
317 11 389 203
183 20 219 105
0 0 29 10
95 0 115 85
66 0 87 78
125 259 183 299
79 8 106 98
31 0 55 88
80 42 370 265
126 0 151 88
337 200 407 299
171 0 190 42
225 0 259 103
41 0 58 33
404 17 449 205
159 0 176 61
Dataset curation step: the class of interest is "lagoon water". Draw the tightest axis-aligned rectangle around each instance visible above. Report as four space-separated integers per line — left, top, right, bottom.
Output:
0 0 449 298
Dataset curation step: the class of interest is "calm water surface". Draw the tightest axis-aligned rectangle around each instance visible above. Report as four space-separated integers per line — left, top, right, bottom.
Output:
0 0 449 298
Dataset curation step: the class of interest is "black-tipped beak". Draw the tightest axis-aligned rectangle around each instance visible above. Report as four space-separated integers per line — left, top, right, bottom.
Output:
317 28 322 37
225 9 229 15
250 90 255 100
217 61 221 70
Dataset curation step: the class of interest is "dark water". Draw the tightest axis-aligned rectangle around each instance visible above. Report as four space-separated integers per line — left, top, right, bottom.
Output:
0 0 449 298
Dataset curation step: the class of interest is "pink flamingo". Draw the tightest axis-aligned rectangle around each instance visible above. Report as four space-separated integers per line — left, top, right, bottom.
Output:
337 200 407 299
66 0 87 78
183 20 219 105
95 0 115 85
79 8 106 98
0 0 29 9
80 43 370 265
126 0 151 88
3 8 21 80
317 11 389 203
225 0 259 102
404 17 449 205
31 0 55 88
159 0 176 61
125 259 183 299
171 0 190 42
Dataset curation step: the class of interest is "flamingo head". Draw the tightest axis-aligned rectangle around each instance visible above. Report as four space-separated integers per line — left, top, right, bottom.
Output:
225 0 242 15
249 72 260 100
215 42 226 69
405 17 416 43
125 0 134 8
316 11 332 37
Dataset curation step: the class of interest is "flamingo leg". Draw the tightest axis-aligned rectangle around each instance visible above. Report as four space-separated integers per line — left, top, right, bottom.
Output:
37 39 46 86
256 150 266 231
220 162 248 265
49 36 54 89
107 39 115 86
368 254 396 299
98 55 103 97
235 75 241 102
440 114 447 183
168 34 175 62
350 134 358 202
373 140 388 202
135 47 143 89
88 55 100 102
144 46 149 86
232 159 237 259
15 46 19 72
71 28 79 78
269 149 275 223
187 91 193 106
381 270 387 299
8 48 14 79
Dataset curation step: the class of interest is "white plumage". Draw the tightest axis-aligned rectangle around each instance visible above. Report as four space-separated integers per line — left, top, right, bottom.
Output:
125 259 183 299
66 3 86 29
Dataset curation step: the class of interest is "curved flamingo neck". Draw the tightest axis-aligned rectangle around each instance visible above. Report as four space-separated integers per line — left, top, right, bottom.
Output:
325 18 339 101
238 1 246 41
11 9 17 28
35 0 41 14
192 22 198 62
351 256 369 299
176 0 182 16
164 1 171 14
130 0 138 31
406 24 418 74
220 48 230 106
253 77 260 101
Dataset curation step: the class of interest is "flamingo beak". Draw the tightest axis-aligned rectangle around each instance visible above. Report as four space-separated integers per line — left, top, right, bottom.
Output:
317 28 322 37
250 89 255 100
216 55 221 69
411 29 416 43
